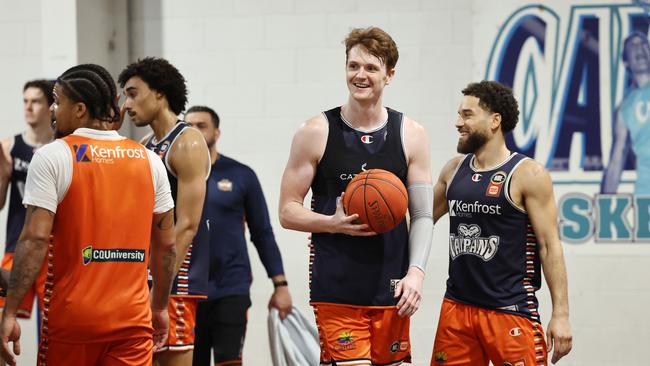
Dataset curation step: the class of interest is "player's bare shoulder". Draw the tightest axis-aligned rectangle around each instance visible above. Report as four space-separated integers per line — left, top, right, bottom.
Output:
0 136 14 170
168 126 210 174
0 136 14 158
510 157 553 201
290 113 329 163
297 113 328 140
516 158 551 185
402 116 428 146
172 127 208 155
438 155 465 185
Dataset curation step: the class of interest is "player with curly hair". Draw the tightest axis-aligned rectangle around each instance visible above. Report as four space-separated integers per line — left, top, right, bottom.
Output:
430 81 572 365
119 57 211 366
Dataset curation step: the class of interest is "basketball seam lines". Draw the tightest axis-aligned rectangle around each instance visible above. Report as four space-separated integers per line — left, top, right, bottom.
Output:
366 183 397 227
345 183 365 214
363 177 407 201
362 172 377 233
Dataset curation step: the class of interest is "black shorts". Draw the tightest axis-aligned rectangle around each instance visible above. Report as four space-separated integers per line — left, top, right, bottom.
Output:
193 295 251 366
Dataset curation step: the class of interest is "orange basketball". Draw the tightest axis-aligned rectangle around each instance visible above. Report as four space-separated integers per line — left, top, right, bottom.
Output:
343 169 408 234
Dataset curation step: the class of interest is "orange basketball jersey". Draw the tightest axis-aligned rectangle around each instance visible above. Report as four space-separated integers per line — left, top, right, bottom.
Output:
42 135 155 343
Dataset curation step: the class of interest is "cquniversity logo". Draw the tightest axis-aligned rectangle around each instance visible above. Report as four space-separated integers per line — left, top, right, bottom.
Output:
82 245 146 265
82 246 93 265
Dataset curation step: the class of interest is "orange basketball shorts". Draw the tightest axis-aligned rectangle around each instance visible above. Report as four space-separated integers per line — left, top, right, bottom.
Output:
432 298 547 366
312 303 411 366
39 336 152 366
0 252 47 318
160 296 199 352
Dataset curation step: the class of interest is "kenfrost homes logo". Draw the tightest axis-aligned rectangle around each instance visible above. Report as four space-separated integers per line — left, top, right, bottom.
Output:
448 200 502 217
82 245 145 265
73 144 147 164
449 223 500 261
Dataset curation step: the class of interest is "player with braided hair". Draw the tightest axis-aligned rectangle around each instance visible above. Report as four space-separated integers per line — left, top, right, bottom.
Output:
0 63 177 366
430 81 572 365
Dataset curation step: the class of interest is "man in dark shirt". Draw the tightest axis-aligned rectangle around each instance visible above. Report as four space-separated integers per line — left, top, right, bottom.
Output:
185 105 292 366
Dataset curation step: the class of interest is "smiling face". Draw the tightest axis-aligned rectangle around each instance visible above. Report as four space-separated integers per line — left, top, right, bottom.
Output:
456 95 495 154
121 76 163 127
345 45 394 103
624 35 650 75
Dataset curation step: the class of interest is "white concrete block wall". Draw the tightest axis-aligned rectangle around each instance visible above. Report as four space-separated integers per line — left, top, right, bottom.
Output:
0 2 46 364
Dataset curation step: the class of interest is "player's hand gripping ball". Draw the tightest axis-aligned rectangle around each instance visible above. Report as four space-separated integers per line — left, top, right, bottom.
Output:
343 169 408 234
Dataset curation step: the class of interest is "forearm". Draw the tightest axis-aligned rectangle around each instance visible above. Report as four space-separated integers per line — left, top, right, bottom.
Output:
0 180 9 210
540 243 570 317
252 235 285 277
279 201 333 233
601 163 623 194
407 183 434 272
173 222 198 274
150 242 176 310
5 238 48 318
408 216 433 272
271 274 286 285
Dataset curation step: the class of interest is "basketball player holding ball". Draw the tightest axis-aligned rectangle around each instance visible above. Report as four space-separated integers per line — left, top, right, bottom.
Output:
279 27 434 366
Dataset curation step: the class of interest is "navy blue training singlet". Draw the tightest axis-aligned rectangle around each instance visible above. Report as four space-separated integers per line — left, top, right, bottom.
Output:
310 106 409 306
6 134 34 253
144 121 210 296
445 153 542 321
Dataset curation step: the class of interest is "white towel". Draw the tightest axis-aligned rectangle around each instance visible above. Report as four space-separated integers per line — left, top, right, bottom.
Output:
268 307 320 366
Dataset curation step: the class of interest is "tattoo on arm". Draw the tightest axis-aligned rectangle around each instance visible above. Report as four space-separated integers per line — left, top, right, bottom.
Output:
156 212 174 231
6 206 52 313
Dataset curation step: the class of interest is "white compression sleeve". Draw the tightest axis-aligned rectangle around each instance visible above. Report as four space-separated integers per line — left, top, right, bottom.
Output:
407 183 434 272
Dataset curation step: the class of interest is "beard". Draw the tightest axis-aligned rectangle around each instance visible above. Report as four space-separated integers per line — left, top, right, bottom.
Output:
457 130 488 154
54 128 68 139
52 120 71 138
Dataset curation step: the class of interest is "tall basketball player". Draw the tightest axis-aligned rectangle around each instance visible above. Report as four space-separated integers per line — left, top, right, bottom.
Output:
119 57 211 366
279 27 434 366
0 64 176 366
430 81 572 365
0 80 54 357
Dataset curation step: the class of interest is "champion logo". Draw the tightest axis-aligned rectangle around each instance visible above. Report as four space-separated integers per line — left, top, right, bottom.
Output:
509 327 522 336
360 135 373 144
471 173 482 182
